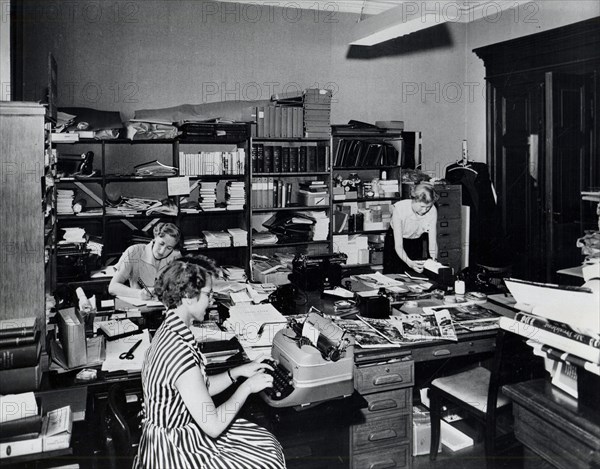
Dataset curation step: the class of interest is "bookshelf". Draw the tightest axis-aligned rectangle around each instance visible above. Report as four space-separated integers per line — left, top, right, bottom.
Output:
331 126 403 268
249 137 333 281
51 124 252 288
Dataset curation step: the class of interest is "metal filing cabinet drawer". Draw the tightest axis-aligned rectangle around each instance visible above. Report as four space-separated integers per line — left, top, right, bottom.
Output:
435 186 462 220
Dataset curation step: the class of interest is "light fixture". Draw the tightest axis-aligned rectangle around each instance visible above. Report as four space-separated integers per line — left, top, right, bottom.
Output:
350 0 531 46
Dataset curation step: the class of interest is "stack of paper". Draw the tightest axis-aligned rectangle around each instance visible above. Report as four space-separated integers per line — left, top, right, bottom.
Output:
227 228 248 247
102 330 151 372
304 210 329 241
56 189 75 214
202 231 232 249
224 303 287 348
183 237 206 251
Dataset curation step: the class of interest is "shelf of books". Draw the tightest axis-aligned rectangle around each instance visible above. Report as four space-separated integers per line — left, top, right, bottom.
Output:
248 136 332 282
50 123 253 285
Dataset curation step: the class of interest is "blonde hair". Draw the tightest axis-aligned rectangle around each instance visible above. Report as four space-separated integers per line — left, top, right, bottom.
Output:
411 183 439 204
153 222 181 245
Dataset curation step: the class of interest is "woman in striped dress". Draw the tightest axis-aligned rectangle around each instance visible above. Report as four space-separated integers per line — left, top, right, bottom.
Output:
133 255 286 469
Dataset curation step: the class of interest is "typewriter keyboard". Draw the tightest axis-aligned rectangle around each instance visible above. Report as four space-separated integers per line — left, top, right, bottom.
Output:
262 359 294 401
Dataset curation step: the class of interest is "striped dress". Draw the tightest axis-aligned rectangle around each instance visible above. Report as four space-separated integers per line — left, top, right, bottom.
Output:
133 312 286 469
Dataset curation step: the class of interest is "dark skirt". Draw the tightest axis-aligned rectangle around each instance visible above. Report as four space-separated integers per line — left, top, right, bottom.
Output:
383 228 428 274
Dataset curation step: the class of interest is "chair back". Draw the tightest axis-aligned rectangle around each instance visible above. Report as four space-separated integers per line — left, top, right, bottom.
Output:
104 383 137 469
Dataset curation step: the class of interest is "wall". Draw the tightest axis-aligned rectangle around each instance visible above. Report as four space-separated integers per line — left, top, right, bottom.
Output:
464 1 600 162
19 0 466 177
18 1 599 176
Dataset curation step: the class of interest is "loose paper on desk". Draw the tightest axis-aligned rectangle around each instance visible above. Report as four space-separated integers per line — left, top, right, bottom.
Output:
117 295 163 308
355 272 405 288
102 329 151 372
225 303 287 348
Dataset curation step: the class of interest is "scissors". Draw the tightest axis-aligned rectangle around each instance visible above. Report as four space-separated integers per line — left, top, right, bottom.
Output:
119 339 142 360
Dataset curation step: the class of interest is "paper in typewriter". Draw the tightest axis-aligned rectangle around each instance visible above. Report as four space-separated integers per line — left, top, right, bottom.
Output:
225 303 287 348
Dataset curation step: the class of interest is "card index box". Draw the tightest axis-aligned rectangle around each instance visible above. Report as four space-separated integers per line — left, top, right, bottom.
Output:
57 308 87 368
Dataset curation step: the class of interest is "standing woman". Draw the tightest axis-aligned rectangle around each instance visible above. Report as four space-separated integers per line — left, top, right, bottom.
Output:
133 255 286 469
108 222 181 299
383 183 439 274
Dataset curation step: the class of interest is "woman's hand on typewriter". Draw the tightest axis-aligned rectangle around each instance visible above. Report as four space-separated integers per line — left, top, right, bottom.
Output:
234 356 274 378
241 370 274 394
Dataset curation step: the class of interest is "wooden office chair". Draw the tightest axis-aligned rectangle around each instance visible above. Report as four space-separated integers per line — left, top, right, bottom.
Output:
429 329 544 467
103 383 142 469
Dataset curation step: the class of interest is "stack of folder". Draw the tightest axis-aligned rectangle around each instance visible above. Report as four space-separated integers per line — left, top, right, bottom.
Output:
303 89 332 138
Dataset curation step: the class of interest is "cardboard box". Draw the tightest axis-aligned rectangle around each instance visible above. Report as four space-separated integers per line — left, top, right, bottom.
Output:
298 190 329 206
413 406 441 456
57 308 87 368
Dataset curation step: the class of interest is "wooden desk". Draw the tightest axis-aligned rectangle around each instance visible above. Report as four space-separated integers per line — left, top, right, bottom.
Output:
503 379 600 469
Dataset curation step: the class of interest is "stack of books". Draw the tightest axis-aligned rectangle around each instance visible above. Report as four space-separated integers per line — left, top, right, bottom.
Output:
225 181 246 210
303 89 332 138
198 182 218 210
0 317 43 395
0 392 73 459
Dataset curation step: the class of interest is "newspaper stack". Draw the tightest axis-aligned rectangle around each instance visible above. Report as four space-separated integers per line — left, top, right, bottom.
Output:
227 228 248 247
202 231 232 249
57 189 75 214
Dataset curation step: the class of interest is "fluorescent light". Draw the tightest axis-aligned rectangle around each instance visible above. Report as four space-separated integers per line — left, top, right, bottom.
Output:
350 1 531 46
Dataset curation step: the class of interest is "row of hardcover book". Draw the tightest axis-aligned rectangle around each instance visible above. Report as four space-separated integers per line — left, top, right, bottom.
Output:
0 317 43 395
251 143 329 173
179 149 246 176
251 178 329 209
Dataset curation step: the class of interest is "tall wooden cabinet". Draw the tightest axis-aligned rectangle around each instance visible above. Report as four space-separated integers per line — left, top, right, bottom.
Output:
0 102 47 333
474 18 600 281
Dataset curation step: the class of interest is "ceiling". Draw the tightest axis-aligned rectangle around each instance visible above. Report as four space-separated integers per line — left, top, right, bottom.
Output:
215 1 531 45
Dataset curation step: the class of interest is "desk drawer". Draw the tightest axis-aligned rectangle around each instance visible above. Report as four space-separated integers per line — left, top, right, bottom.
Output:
352 413 410 451
358 388 411 418
355 361 414 394
410 337 496 363
351 444 410 469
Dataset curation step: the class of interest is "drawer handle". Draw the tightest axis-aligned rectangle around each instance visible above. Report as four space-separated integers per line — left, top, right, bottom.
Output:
440 192 449 197
373 374 403 386
368 429 397 441
369 399 398 411
433 349 451 356
440 221 449 227
369 460 397 469
439 233 449 237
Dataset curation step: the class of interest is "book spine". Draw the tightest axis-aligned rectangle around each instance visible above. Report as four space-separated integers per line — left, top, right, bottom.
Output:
0 334 37 348
499 317 600 364
0 341 41 370
0 358 42 394
0 327 36 340
514 312 600 348
0 435 43 459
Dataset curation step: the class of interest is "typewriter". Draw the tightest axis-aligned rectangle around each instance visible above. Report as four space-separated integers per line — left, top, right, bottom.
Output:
290 252 348 291
261 311 355 408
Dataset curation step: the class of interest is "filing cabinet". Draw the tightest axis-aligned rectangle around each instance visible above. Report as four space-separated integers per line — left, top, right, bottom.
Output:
401 183 462 273
351 357 414 469
434 184 462 273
